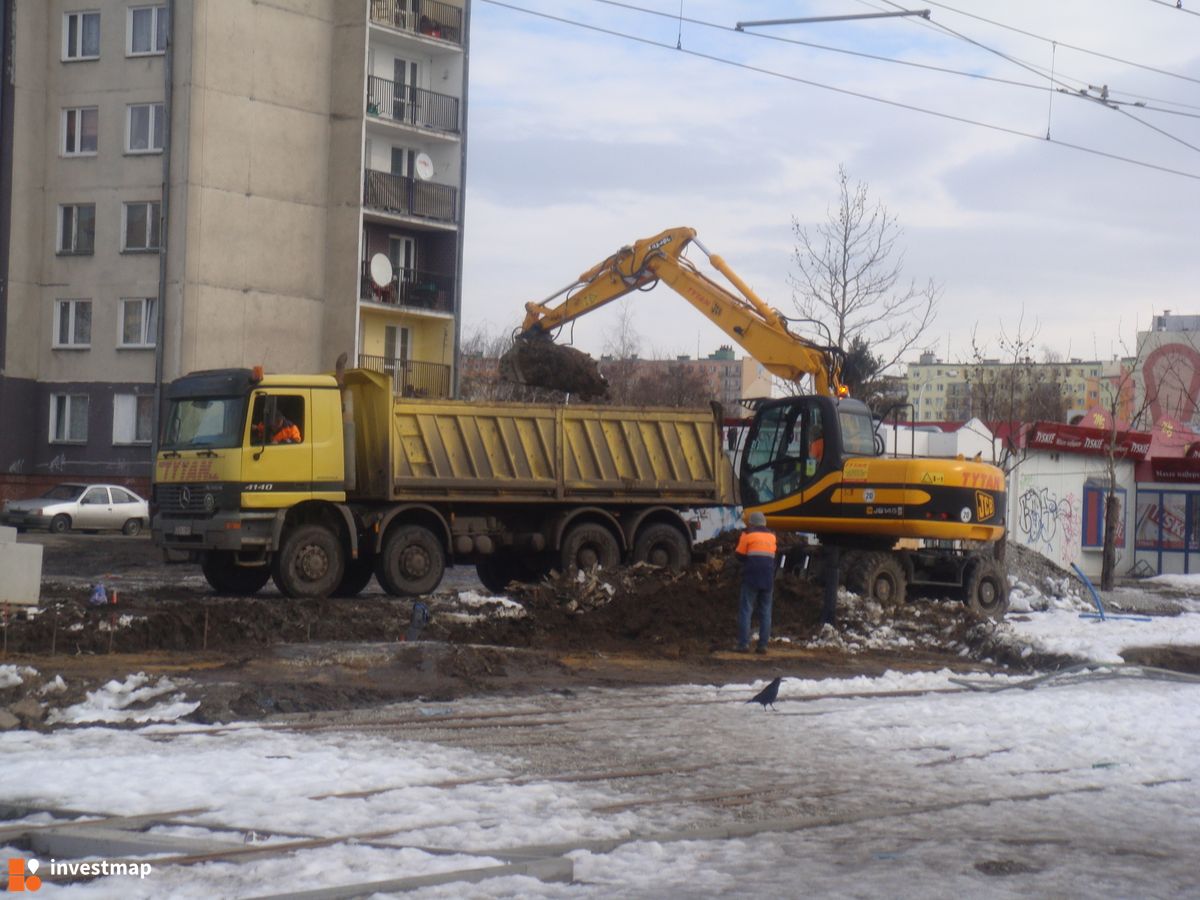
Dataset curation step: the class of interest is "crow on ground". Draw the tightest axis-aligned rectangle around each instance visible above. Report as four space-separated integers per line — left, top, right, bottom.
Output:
747 676 783 710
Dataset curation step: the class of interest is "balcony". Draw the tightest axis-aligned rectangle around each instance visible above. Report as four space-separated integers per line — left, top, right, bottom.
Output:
369 0 463 46
360 260 454 314
366 77 460 135
363 169 457 225
359 354 452 398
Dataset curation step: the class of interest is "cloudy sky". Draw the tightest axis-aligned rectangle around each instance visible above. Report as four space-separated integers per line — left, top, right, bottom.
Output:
458 0 1200 372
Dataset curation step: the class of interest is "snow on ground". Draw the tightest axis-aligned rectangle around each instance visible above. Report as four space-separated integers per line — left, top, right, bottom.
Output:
3 668 1199 898
46 673 200 725
4 581 1200 897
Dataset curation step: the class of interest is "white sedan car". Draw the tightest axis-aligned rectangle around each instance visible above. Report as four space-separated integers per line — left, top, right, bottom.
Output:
1 483 150 535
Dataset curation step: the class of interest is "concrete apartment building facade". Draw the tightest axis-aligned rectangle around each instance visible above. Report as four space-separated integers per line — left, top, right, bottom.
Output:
905 351 1119 423
0 0 469 486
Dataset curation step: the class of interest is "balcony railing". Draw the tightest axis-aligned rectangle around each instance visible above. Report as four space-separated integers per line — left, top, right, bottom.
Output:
358 354 452 398
363 169 458 224
369 0 463 46
360 259 454 313
366 77 460 135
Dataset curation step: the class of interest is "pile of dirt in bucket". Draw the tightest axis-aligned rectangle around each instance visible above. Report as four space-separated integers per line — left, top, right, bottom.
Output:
498 335 609 399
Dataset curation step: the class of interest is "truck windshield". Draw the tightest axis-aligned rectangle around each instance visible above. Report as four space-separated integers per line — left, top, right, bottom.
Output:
161 397 246 450
839 406 878 457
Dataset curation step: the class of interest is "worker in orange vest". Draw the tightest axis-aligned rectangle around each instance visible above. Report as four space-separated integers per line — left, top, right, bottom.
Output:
734 510 778 654
267 411 301 444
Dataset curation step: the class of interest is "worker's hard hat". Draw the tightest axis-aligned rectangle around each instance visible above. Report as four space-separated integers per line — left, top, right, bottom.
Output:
748 511 767 527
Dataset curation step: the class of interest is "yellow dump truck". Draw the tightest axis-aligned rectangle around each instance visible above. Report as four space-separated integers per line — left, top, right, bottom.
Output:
152 367 735 598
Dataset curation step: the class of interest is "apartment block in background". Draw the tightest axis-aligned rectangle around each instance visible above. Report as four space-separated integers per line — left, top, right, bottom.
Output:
0 0 470 488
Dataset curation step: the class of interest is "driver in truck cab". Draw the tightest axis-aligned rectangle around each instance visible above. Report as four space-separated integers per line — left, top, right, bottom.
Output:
254 410 301 444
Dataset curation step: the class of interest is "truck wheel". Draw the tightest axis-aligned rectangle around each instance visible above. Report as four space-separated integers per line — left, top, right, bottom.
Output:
272 524 345 599
560 523 620 574
332 555 376 597
964 557 1010 620
50 514 71 535
845 551 907 606
476 555 518 594
633 524 690 570
201 551 271 596
377 525 445 596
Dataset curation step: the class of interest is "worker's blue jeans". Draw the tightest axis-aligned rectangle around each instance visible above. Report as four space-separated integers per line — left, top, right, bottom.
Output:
738 583 773 649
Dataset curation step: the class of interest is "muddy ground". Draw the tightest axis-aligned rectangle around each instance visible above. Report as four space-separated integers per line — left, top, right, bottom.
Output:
1 533 1193 727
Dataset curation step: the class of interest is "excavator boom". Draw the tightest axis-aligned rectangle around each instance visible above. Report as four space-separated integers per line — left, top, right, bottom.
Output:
509 227 843 396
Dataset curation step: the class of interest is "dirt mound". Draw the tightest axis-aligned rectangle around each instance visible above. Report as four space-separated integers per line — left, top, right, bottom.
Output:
452 535 849 657
499 335 609 399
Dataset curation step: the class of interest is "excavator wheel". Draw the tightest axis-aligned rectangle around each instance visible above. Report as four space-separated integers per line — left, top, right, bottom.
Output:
963 557 1010 620
845 551 907 606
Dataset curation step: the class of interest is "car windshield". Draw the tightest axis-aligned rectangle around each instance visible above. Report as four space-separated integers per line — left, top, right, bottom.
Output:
42 484 85 500
161 397 247 450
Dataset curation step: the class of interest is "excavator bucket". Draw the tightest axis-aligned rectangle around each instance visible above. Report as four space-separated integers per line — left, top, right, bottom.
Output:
499 334 609 400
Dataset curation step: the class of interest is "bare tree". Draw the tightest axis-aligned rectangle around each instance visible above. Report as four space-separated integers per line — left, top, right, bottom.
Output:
599 298 643 405
633 363 714 409
962 338 1068 434
791 165 938 376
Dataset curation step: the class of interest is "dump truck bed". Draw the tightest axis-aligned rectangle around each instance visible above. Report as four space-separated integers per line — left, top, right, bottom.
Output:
345 372 735 505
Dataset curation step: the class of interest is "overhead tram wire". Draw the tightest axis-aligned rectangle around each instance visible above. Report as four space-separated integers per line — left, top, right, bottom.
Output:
870 0 1200 155
912 0 1200 86
1143 0 1200 18
584 0 1071 95
480 0 1200 181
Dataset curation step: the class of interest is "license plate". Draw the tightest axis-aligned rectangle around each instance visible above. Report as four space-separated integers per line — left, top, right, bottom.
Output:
173 525 192 536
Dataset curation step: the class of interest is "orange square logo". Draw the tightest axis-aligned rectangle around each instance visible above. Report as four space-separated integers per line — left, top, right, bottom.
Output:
7 858 41 892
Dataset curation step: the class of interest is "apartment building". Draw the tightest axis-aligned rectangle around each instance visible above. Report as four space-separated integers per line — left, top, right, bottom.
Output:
905 351 1120 423
0 0 469 483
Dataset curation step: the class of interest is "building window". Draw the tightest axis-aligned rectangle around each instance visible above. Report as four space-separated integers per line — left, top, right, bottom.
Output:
113 394 154 444
54 299 92 348
50 394 89 443
127 5 167 55
119 298 156 348
126 103 164 153
122 201 161 251
58 204 96 255
63 11 101 60
62 107 99 155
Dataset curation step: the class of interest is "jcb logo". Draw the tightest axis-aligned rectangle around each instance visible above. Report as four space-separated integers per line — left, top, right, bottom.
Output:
976 491 996 522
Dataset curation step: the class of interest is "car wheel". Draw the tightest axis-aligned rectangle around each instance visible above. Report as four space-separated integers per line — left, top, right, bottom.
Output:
50 514 71 535
121 518 143 536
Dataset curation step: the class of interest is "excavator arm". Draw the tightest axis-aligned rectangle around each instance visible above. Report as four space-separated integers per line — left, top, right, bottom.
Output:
511 227 843 396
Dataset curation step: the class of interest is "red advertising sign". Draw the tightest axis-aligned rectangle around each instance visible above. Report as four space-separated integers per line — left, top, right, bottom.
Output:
1024 422 1151 459
1147 458 1200 483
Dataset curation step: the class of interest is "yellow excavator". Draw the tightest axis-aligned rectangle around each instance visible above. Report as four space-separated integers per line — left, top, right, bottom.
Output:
502 227 1010 618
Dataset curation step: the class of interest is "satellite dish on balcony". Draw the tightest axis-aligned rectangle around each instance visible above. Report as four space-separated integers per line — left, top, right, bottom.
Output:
414 152 434 181
369 253 393 288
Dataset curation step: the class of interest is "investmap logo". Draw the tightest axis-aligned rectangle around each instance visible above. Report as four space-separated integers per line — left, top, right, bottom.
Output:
7 857 153 891
6 859 40 892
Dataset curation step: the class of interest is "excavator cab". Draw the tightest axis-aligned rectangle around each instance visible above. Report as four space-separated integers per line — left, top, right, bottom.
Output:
740 396 876 506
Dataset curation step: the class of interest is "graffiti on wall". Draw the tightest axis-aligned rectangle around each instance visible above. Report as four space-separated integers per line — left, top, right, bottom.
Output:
1017 486 1080 564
